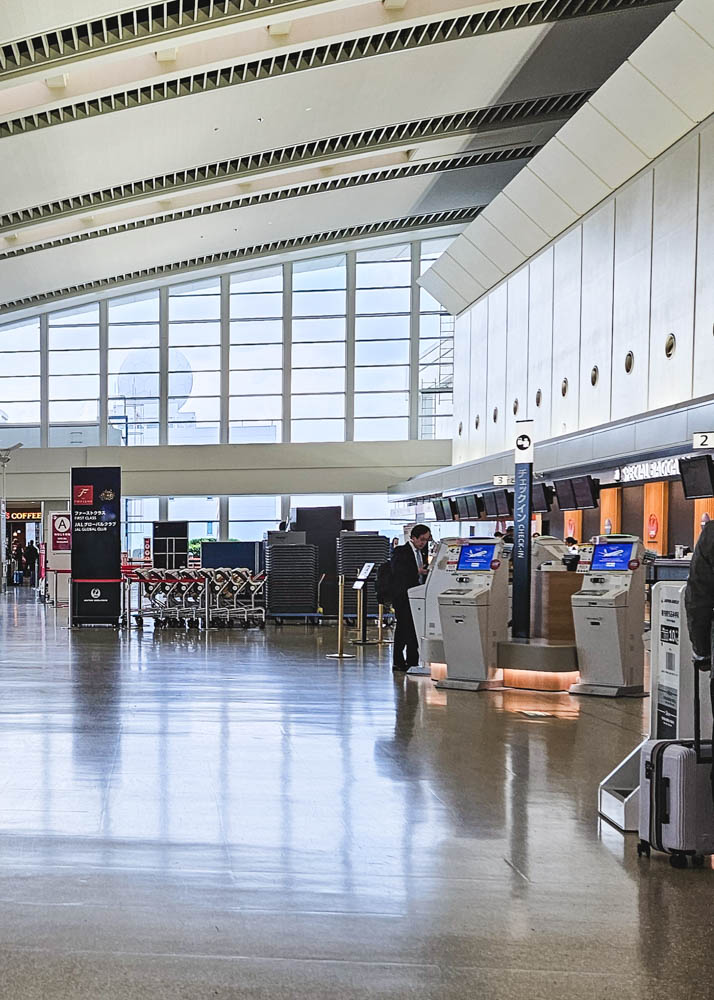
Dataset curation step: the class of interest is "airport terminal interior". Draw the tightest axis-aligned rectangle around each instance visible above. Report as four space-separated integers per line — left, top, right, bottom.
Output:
0 0 714 996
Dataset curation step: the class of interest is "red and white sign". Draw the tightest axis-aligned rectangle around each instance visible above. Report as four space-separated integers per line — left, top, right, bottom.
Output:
73 485 94 506
143 537 152 562
51 513 72 552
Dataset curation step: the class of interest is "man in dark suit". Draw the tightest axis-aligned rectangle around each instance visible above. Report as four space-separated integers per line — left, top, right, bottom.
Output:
390 524 432 672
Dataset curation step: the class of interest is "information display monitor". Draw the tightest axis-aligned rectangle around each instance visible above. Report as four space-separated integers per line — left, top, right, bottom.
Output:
433 499 447 521
465 494 482 519
554 479 576 510
531 482 552 513
456 543 496 572
590 542 635 572
483 493 498 518
572 475 599 509
495 490 513 517
455 495 470 520
679 455 714 500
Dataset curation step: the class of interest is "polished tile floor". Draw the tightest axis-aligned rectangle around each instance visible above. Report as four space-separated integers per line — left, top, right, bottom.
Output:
0 588 711 998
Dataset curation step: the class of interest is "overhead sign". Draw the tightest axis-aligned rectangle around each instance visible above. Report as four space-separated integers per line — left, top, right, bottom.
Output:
493 475 515 486
6 510 42 521
616 458 679 483
51 513 72 552
693 433 714 450
71 467 121 625
514 420 535 465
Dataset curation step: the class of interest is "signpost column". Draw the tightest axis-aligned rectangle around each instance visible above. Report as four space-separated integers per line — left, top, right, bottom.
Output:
71 467 122 626
512 421 534 640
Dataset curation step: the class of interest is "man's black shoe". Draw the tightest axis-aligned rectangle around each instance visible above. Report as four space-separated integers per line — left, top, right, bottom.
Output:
392 663 407 672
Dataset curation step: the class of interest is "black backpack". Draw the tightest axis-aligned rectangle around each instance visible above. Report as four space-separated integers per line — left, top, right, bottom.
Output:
375 561 394 605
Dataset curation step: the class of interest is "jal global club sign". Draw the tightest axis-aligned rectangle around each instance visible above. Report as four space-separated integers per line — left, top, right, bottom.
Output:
617 458 679 484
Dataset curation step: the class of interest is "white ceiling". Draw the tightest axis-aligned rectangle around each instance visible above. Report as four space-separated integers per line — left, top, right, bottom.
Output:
0 0 677 313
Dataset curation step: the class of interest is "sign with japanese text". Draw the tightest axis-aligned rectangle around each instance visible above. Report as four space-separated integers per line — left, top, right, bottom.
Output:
51 513 72 552
71 467 121 625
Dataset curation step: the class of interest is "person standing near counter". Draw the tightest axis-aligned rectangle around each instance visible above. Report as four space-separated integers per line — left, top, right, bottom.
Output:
390 524 431 672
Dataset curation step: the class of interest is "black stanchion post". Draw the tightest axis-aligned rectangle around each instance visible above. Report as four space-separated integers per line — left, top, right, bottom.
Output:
512 421 534 640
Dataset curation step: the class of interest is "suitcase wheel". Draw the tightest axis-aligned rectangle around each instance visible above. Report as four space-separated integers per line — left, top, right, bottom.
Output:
670 854 689 869
637 840 650 858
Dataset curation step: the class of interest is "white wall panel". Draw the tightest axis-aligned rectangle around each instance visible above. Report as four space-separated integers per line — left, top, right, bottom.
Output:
612 171 653 420
527 249 553 443
468 299 489 460
648 137 698 409
550 228 582 438
694 122 714 399
578 202 614 430
452 311 471 465
486 284 507 455
505 269 529 448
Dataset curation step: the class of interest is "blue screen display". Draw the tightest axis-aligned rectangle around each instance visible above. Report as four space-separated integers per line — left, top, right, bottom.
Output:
457 543 496 571
590 542 635 572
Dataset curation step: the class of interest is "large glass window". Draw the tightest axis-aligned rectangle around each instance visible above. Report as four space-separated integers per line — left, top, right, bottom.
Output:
123 497 160 558
230 266 283 443
167 496 220 547
353 493 398 539
355 245 411 441
108 290 160 446
228 495 281 541
0 316 41 447
419 238 455 440
49 303 100 447
291 256 346 442
168 277 220 444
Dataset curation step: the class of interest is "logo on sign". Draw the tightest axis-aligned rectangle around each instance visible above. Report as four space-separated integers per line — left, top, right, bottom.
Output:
73 485 94 506
516 434 532 452
54 516 70 534
91 588 101 599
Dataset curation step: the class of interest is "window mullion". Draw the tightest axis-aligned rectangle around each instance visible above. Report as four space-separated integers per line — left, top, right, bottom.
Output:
282 262 292 443
99 298 108 446
409 240 421 440
159 286 169 445
220 274 230 445
40 313 49 448
345 251 356 442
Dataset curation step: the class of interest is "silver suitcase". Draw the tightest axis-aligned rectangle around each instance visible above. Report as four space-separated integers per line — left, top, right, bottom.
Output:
638 668 714 868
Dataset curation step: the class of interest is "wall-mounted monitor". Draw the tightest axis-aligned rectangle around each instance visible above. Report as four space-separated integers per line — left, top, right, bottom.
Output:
554 479 576 510
465 494 483 520
572 475 600 510
454 495 470 520
680 455 714 499
432 498 448 521
483 492 498 518
531 482 553 514
495 490 514 517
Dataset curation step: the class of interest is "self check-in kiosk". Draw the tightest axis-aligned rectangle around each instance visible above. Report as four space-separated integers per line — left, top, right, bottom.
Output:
436 539 509 690
532 535 572 575
407 537 462 675
570 535 647 697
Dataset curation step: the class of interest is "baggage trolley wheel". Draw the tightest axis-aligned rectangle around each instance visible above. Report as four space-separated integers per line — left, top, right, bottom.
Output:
637 840 650 858
692 854 706 869
242 621 249 630
134 616 144 628
259 620 266 630
670 853 688 869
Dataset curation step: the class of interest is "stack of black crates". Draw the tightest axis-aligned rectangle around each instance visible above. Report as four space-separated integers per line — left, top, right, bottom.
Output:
336 531 390 616
265 542 319 616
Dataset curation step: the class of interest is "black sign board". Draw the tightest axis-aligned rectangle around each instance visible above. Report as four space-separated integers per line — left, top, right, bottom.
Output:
512 424 534 640
71 467 121 625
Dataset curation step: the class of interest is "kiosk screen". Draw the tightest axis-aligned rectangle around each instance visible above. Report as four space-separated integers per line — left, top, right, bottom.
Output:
457 543 496 571
590 542 635 572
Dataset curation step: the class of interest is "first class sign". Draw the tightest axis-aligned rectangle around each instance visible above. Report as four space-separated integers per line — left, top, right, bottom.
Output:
71 467 122 626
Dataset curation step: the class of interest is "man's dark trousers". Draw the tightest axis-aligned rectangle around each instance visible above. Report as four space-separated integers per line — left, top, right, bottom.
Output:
393 596 419 669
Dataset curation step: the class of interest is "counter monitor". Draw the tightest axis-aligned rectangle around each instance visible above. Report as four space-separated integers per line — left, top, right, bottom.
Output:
465 494 482 520
590 542 636 572
572 475 599 510
456 543 496 572
531 482 552 513
454 495 470 520
679 455 714 500
554 478 576 510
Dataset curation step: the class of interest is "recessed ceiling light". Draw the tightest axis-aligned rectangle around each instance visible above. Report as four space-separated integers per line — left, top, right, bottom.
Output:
305 107 312 111
257 116 264 123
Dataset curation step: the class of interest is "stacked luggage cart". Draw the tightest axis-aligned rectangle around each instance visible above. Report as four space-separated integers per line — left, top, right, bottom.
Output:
126 567 266 629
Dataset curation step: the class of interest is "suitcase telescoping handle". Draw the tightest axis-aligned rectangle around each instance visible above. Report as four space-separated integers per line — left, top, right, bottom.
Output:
693 660 713 765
